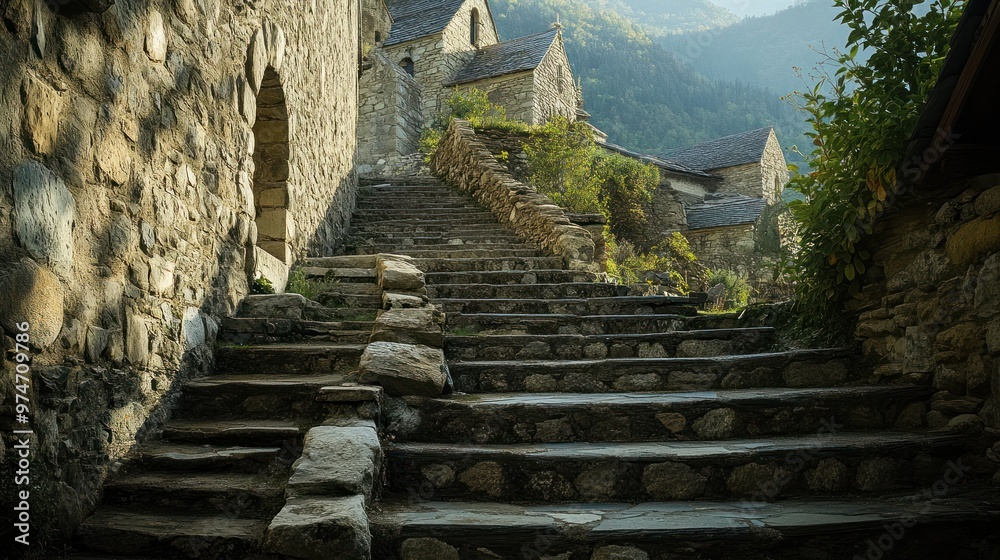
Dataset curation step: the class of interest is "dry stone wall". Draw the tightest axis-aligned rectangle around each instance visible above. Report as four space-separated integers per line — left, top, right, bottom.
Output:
0 0 358 541
850 174 1000 443
432 120 597 271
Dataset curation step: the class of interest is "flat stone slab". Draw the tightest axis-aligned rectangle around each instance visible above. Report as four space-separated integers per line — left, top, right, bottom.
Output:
287 425 383 499
162 419 303 445
317 385 383 402
265 496 371 560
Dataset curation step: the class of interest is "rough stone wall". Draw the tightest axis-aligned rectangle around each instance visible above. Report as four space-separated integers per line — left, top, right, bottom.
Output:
362 0 392 55
685 224 758 273
0 0 358 543
458 71 535 123
358 49 423 175
432 120 597 270
641 177 714 248
385 0 499 125
712 163 765 200
531 33 577 124
850 174 1000 438
709 131 788 203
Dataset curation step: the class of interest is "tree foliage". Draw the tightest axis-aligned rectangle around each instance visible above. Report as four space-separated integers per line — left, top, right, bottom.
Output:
785 0 964 325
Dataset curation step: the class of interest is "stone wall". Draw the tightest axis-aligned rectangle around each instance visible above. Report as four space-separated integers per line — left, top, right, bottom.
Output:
459 71 535 123
0 0 358 543
432 120 597 270
362 0 392 55
641 177 714 248
709 131 788 203
358 49 423 176
686 224 758 274
850 174 1000 440
531 32 577 124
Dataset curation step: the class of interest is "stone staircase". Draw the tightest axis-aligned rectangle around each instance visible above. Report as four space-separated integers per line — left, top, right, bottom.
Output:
71 286 383 557
348 179 999 559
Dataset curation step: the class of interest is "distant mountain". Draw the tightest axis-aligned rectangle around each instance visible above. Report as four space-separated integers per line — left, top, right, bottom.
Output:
659 0 850 98
581 0 740 36
711 0 801 17
491 0 805 161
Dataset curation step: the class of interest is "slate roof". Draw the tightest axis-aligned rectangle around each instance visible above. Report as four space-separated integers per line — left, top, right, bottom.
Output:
384 0 467 46
662 127 774 172
685 193 767 230
449 29 559 85
598 141 718 180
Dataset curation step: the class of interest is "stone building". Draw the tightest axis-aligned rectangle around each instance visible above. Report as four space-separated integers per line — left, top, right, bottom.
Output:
602 127 791 276
850 0 1000 437
0 0 359 541
358 0 580 174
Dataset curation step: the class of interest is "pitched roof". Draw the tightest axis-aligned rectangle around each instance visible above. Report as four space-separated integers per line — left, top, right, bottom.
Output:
662 127 774 172
449 29 559 85
384 0 467 46
685 193 767 230
598 141 718 180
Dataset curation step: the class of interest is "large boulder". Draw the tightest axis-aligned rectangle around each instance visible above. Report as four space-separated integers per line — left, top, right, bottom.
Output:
12 160 75 276
370 307 445 347
0 259 64 349
358 342 446 397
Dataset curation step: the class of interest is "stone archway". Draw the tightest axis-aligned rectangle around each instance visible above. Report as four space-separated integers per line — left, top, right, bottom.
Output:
252 67 291 264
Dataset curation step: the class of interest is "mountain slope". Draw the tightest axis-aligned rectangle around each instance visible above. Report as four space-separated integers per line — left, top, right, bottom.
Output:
492 0 805 159
585 0 740 36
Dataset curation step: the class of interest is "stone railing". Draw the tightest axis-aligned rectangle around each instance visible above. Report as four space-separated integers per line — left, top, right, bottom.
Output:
431 119 598 271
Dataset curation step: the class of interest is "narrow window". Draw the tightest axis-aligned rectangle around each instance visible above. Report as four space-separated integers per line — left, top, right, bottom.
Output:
557 64 564 93
374 31 382 44
470 8 480 47
400 57 414 77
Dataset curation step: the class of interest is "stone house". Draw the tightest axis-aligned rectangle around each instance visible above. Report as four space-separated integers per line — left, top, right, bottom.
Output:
358 0 580 174
0 0 359 539
601 127 791 276
849 0 1000 435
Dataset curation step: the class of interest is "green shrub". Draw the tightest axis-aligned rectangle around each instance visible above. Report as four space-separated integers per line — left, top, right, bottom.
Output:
606 230 697 293
285 266 338 301
705 269 751 310
250 276 275 294
593 153 658 241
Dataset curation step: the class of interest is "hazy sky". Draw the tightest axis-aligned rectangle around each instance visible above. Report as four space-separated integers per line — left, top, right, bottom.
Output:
710 0 799 17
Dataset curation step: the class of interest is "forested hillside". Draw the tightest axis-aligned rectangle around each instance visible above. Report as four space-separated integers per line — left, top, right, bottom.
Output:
583 0 739 36
659 0 849 97
491 0 806 160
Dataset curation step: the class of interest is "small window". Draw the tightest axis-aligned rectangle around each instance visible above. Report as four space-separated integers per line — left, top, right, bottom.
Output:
557 65 564 94
374 31 383 44
470 8 480 47
400 57 414 77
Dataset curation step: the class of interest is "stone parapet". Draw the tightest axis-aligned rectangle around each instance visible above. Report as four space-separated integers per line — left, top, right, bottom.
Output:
431 120 597 271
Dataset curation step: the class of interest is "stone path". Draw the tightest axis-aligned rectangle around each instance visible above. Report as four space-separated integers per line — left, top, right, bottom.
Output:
347 179 999 559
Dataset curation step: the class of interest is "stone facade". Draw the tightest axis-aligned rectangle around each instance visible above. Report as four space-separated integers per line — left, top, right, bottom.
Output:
850 174 1000 435
358 50 423 176
459 71 536 123
362 0 393 56
0 0 358 540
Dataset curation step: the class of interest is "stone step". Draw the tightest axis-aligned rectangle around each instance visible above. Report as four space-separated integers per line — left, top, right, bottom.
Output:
444 328 776 361
312 292 383 309
346 233 525 245
350 247 546 259
177 374 348 419
430 282 630 300
75 508 265 558
135 442 283 472
436 296 697 316
302 306 379 323
413 256 566 273
300 265 378 283
214 343 366 375
344 242 540 254
387 385 933 444
450 348 857 393
351 217 502 229
348 223 510 235
384 432 967 504
444 313 695 335
102 471 285 518
426 269 599 285
161 419 303 446
352 208 496 219
355 200 478 209
370 489 1000 560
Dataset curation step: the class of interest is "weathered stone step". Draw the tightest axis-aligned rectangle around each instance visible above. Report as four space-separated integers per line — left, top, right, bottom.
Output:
347 233 524 245
370 490 1000 560
178 374 348 419
355 199 478 209
300 265 378 283
215 343 366 375
220 317 374 345
444 328 776 361
349 223 510 235
354 247 545 259
444 313 695 335
385 432 966 503
426 269 598 285
430 282 630 300
102 471 285 518
75 508 265 558
352 208 496 219
351 217 502 229
135 442 283 472
413 256 566 273
387 385 933 444
436 296 697 316
162 419 303 446
450 348 857 393
345 242 539 255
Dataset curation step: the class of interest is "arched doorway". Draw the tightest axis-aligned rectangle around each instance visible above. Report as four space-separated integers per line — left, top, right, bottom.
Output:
252 66 291 265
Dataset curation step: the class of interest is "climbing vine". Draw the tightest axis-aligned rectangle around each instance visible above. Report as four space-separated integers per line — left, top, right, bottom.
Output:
784 0 964 327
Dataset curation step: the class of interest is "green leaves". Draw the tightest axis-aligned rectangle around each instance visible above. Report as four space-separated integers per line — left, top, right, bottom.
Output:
786 0 964 330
